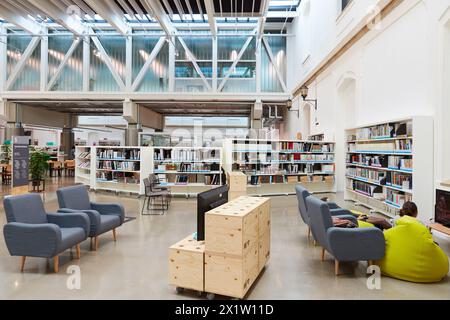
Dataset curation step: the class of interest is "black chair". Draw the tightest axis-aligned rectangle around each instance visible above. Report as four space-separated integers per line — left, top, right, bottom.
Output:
149 174 172 206
141 177 170 215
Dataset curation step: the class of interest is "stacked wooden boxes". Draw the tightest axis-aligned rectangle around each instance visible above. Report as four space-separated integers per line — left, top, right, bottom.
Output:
204 196 271 299
227 171 248 200
169 235 205 292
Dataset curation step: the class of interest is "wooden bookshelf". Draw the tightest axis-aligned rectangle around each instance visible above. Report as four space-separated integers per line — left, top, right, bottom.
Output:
345 117 434 221
224 138 336 196
152 147 223 197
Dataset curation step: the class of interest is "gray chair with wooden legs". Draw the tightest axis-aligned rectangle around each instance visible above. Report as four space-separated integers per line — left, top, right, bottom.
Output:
56 185 125 251
141 178 170 215
306 196 385 276
295 185 358 240
3 194 90 273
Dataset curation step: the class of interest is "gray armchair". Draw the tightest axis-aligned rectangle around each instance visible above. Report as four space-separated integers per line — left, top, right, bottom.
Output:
306 196 385 275
56 185 125 251
295 185 358 239
3 194 90 273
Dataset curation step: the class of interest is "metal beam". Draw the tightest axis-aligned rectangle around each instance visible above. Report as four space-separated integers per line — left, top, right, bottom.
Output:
6 37 41 90
0 3 42 34
40 27 48 91
0 25 7 92
128 0 147 20
47 38 81 91
91 35 126 91
82 36 90 92
204 0 217 38
84 0 130 35
71 0 97 17
262 37 287 92
27 0 87 35
178 37 212 91
218 31 256 92
162 0 174 20
132 37 166 92
257 0 270 40
142 0 177 37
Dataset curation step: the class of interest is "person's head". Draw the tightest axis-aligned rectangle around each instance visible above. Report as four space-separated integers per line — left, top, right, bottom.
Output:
400 201 418 218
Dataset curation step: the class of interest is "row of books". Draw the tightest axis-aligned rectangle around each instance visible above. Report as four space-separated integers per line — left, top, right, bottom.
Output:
347 154 413 171
356 123 394 140
354 122 412 141
155 163 220 173
386 173 412 190
250 175 334 185
97 149 140 160
153 148 220 161
349 181 384 198
97 161 140 171
388 157 412 170
279 142 334 153
346 168 387 184
234 154 334 163
386 189 412 208
167 174 220 185
96 172 139 184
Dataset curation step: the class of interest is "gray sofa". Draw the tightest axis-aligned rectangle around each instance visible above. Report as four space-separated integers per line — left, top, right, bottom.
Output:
56 185 125 251
3 194 90 273
295 185 358 238
306 196 385 275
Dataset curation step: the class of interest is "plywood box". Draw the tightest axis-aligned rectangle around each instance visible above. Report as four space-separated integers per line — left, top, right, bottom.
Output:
205 196 269 256
227 171 248 192
258 232 270 272
205 244 259 299
169 235 205 292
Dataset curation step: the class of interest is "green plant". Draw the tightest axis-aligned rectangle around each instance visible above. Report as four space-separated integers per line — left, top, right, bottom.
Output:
29 151 50 181
1 145 11 164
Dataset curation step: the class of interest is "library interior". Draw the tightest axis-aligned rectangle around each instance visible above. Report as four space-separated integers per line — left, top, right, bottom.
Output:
0 0 449 301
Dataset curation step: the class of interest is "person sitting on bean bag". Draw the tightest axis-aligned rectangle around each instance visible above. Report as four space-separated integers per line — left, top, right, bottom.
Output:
378 202 449 283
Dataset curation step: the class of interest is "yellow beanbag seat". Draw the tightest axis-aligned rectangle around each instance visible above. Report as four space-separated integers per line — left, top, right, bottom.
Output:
378 216 449 283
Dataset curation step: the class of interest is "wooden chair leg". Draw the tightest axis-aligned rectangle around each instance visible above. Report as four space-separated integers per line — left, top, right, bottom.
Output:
20 256 26 272
112 229 117 241
321 248 326 262
54 256 59 273
313 240 317 246
76 244 81 259
95 236 99 251
90 237 94 251
335 260 340 276
368 260 374 267
307 227 311 239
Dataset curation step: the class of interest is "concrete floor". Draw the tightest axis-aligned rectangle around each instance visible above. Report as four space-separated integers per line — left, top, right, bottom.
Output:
0 178 449 300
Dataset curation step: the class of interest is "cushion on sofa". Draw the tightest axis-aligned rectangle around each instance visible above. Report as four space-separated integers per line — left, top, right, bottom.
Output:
377 216 449 283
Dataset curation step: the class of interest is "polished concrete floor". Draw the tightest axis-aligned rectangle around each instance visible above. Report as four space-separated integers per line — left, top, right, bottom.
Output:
0 178 449 300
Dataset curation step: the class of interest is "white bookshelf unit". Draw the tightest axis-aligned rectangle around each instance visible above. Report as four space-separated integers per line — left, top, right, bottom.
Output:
75 146 94 186
224 138 336 196
152 147 223 196
345 117 434 220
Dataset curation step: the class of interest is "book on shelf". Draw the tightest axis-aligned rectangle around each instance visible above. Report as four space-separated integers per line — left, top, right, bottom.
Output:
97 149 140 160
97 161 140 171
386 189 412 208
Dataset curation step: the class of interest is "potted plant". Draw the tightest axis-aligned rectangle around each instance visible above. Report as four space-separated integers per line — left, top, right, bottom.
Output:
29 151 50 192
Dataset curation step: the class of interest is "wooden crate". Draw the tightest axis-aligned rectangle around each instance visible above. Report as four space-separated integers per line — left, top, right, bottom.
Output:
205 196 271 298
227 171 248 192
205 197 269 256
169 235 205 292
205 244 259 299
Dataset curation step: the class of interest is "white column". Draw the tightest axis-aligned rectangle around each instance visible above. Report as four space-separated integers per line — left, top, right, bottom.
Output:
40 27 48 91
168 37 175 92
212 36 217 92
83 36 90 92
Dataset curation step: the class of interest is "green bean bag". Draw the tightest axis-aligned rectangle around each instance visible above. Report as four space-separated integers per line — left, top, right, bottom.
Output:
377 216 449 283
